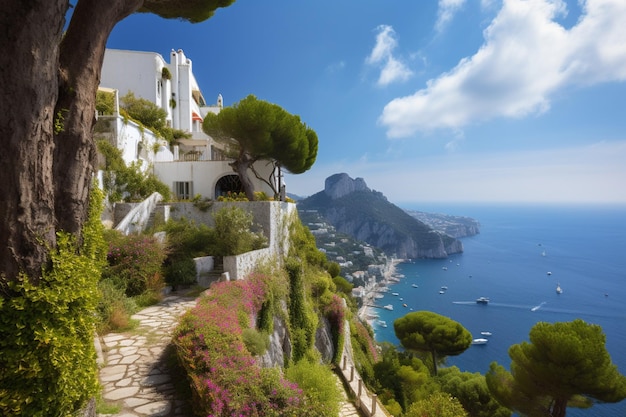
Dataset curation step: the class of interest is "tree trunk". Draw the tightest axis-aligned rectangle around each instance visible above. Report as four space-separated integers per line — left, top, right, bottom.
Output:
551 398 567 417
0 0 142 288
431 350 438 376
55 0 143 237
231 151 257 201
0 0 66 285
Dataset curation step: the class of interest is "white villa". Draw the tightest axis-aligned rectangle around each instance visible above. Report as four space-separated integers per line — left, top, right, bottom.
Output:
97 48 277 201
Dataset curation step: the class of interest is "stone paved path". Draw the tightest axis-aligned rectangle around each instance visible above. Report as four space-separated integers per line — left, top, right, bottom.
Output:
97 292 361 417
98 294 197 417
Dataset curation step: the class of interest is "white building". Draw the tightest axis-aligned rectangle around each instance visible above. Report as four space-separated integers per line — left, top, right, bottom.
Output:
98 48 276 201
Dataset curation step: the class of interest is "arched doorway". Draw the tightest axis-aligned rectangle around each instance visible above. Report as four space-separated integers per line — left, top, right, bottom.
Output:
214 174 243 199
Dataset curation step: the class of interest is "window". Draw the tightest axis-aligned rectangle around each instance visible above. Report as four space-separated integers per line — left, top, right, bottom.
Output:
174 181 192 200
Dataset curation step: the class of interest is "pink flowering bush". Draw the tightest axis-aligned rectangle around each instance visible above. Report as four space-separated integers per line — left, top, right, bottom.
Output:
324 294 346 364
174 273 319 416
103 231 166 296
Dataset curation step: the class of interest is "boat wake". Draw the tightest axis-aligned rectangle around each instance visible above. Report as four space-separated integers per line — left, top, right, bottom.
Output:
531 302 546 312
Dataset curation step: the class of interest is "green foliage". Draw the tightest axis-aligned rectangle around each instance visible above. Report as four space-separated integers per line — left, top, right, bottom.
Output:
242 327 270 356
203 94 318 198
486 319 626 417
96 89 116 115
323 294 345 364
191 194 213 212
203 94 318 174
285 359 342 417
438 366 511 417
404 391 469 417
161 67 172 80
96 278 138 333
350 319 379 387
332 275 353 294
0 186 104 416
139 0 236 24
326 261 341 278
164 257 198 288
121 91 168 133
394 311 472 376
286 258 318 362
102 231 167 297
289 214 327 267
212 205 267 255
117 91 192 144
217 191 249 202
97 139 171 202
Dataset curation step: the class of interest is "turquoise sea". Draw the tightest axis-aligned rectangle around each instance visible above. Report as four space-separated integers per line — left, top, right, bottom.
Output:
372 204 626 417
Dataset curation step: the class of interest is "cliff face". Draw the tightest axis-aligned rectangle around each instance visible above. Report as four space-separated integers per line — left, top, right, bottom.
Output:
299 174 464 259
324 173 370 199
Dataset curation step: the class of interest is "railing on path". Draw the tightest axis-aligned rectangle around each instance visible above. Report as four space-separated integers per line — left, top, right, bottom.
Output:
337 321 391 417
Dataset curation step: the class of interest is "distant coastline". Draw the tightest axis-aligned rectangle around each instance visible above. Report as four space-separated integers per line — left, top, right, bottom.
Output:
358 258 403 328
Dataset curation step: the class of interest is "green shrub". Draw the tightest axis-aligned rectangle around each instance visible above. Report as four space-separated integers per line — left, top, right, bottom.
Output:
242 327 270 356
326 261 341 278
286 258 318 362
213 206 267 255
0 186 104 416
97 139 171 202
333 275 353 294
285 359 342 417
164 257 197 288
96 278 138 332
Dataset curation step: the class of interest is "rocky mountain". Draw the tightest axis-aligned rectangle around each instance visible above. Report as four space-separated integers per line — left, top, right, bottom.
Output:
297 173 465 259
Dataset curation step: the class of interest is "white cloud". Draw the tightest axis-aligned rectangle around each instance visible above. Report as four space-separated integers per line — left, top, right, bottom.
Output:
366 25 413 86
380 0 626 138
436 0 467 33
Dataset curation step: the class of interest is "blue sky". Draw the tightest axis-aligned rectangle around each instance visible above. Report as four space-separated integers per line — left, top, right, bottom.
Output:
106 0 626 206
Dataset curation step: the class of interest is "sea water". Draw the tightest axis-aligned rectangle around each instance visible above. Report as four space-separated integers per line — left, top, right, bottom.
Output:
372 204 626 417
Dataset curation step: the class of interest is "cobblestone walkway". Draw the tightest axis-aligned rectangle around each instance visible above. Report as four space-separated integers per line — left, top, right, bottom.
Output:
97 292 361 417
98 294 196 417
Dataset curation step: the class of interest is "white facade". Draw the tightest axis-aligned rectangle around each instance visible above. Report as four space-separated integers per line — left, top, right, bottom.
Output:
98 48 278 200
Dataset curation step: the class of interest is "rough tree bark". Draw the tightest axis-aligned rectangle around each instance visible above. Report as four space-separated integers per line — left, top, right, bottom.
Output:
231 150 257 201
0 0 142 289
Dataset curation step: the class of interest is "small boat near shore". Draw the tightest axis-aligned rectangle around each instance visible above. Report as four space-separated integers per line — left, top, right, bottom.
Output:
480 331 492 336
377 320 388 328
383 304 393 311
472 338 488 345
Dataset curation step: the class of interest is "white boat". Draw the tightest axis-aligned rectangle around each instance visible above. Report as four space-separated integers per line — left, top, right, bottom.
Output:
556 283 563 294
439 290 445 294
392 292 399 296
547 271 552 276
442 266 448 271
441 286 448 290
377 320 388 328
476 297 490 304
383 304 393 311
412 284 418 288
541 250 546 257
480 331 492 336
472 338 488 345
